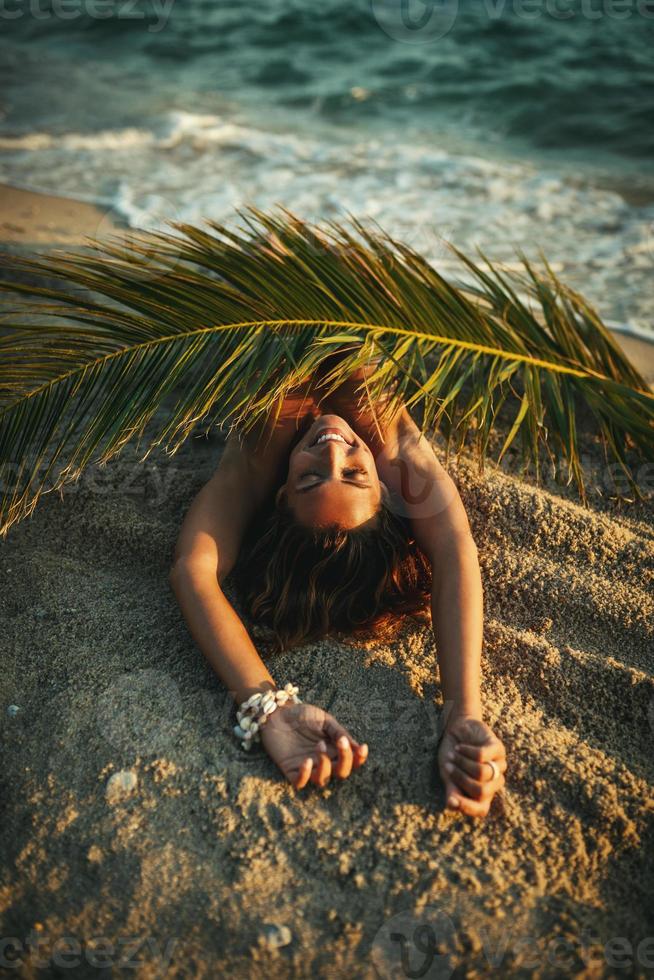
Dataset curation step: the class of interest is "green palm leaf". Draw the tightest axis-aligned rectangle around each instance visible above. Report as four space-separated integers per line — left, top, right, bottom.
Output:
0 205 652 537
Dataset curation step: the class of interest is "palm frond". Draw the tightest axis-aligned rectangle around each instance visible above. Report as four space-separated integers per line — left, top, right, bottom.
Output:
0 205 652 536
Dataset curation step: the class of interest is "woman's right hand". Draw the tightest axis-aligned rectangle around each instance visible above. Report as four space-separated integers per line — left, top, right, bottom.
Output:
258 701 369 788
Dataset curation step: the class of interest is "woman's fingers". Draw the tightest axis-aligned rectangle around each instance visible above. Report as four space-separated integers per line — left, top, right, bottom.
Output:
447 763 504 801
451 752 507 782
455 741 506 764
294 757 314 790
440 727 506 817
310 751 332 788
308 738 361 787
443 776 461 813
294 740 363 791
333 735 353 780
321 713 369 771
287 711 370 790
332 741 368 770
445 776 501 818
449 793 494 819
322 713 359 749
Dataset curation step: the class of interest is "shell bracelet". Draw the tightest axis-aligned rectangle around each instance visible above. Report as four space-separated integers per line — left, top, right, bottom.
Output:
233 683 302 750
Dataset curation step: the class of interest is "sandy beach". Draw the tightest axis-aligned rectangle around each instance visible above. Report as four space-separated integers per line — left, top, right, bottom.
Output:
1 183 653 977
0 184 123 246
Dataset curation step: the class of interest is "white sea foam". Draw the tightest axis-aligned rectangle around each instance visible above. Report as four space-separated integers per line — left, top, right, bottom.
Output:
0 109 651 336
0 127 156 152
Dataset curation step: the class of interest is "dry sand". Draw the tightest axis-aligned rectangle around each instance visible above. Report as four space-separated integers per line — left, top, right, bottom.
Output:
0 183 653 978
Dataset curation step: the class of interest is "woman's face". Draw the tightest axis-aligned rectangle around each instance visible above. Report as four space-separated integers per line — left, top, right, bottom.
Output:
280 414 385 529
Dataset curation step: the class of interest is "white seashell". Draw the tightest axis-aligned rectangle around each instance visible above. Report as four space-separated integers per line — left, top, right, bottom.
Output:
240 715 252 731
262 700 277 715
244 693 262 709
105 769 138 804
250 721 259 734
243 740 252 751
260 923 292 949
275 691 289 704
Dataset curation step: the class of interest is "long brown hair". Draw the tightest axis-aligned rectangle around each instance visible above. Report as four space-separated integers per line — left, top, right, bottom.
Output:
234 496 432 651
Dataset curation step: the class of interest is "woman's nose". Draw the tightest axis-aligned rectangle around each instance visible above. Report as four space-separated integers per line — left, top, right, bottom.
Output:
318 439 346 457
316 439 348 469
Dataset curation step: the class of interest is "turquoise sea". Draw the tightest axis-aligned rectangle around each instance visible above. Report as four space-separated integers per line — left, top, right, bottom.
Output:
1 0 653 333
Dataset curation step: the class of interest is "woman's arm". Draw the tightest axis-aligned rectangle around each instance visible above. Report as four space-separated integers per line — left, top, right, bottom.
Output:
375 413 507 816
168 440 277 704
294 356 504 812
312 359 486 724
316 361 484 719
376 414 484 721
169 374 320 701
169 420 369 788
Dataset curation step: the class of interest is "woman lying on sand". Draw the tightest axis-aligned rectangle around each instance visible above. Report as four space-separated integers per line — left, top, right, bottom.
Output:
169 356 506 817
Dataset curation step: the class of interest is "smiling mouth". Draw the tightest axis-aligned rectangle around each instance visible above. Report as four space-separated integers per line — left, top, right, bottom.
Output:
309 426 354 447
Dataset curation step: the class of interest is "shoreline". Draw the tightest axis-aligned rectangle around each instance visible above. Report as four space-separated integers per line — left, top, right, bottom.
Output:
2 181 653 385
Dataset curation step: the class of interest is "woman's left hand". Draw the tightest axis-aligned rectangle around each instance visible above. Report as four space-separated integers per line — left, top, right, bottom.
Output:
437 715 506 818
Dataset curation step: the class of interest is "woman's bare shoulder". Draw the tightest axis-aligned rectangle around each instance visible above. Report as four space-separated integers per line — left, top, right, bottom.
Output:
218 431 274 490
220 405 315 503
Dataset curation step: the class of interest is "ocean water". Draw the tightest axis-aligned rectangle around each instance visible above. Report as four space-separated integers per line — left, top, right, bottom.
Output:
0 0 652 335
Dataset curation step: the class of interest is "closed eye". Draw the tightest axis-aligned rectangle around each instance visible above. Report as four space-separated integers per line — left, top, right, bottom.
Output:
297 468 372 492
299 468 367 481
